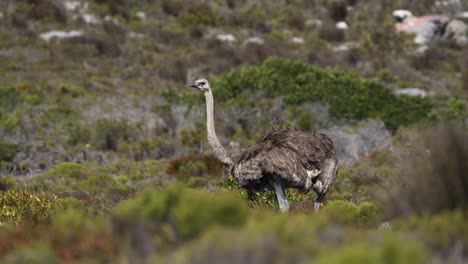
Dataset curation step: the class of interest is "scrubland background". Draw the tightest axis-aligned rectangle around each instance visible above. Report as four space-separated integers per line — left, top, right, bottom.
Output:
0 0 467 263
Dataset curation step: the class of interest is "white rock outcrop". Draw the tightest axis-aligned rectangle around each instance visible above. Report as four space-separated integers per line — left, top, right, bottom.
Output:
39 30 83 42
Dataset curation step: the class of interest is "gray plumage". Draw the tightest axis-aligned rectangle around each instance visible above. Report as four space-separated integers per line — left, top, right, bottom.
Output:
189 79 338 212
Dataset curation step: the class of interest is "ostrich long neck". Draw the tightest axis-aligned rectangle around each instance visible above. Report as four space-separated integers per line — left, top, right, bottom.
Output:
204 90 233 167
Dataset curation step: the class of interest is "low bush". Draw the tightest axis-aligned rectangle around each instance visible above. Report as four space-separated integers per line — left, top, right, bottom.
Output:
314 235 427 264
114 184 248 239
395 210 468 250
0 190 56 225
173 189 248 238
32 162 131 206
0 86 24 112
93 118 136 151
177 3 220 29
4 244 59 264
0 141 19 162
51 207 108 241
438 97 467 121
323 200 380 227
153 211 325 263
170 58 432 130
45 162 89 179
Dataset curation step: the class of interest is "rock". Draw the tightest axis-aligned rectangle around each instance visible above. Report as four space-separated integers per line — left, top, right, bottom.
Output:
444 19 467 45
321 120 392 164
39 30 83 42
328 41 360 52
64 0 81 11
415 45 429 55
336 21 348 30
291 37 304 44
128 32 145 39
393 9 413 22
243 36 264 45
379 221 392 230
216 34 236 43
136 11 146 21
104 15 119 25
393 88 427 97
80 13 100 24
305 19 323 27
457 11 468 19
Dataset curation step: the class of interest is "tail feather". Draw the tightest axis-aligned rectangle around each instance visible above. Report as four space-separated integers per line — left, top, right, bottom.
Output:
317 158 338 200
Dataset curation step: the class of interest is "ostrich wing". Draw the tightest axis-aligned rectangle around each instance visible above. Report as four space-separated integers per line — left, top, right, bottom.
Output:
231 130 335 189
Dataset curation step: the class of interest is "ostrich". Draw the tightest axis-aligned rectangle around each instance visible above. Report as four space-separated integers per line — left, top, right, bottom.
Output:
188 79 338 212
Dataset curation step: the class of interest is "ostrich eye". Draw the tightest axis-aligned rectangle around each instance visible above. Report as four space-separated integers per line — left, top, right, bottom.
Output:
199 82 206 85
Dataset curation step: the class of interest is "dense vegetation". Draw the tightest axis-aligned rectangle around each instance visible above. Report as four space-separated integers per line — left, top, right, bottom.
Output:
0 0 467 263
171 58 433 130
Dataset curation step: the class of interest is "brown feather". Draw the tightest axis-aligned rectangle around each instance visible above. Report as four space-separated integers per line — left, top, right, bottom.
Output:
230 130 336 193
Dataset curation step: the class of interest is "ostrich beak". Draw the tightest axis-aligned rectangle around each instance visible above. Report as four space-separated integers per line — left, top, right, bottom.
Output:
188 84 197 88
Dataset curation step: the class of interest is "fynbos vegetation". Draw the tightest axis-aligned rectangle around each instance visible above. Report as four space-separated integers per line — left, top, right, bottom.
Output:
0 0 466 263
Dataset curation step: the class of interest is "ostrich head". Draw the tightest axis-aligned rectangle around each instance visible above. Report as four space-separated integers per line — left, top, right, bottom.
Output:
189 78 211 93
393 9 414 23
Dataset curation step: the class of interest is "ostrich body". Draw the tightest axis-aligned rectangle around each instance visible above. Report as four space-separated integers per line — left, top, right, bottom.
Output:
189 79 338 212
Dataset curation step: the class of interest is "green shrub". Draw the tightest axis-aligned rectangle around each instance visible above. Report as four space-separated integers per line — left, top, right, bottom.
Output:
164 214 321 264
0 86 23 112
4 244 59 264
54 197 88 211
0 141 19 162
114 184 248 239
323 200 358 224
45 162 89 179
60 84 85 98
0 111 20 132
323 200 380 227
117 174 129 184
314 235 427 264
180 125 206 148
440 97 467 120
173 189 248 238
109 159 167 182
187 176 205 187
177 4 220 28
0 190 55 225
51 207 107 240
297 112 314 131
114 183 187 222
66 123 92 146
199 58 432 130
36 162 131 201
356 202 380 227
396 210 468 248
93 118 135 151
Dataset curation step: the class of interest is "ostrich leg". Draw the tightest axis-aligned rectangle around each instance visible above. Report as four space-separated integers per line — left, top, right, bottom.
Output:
314 192 325 211
269 176 290 212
